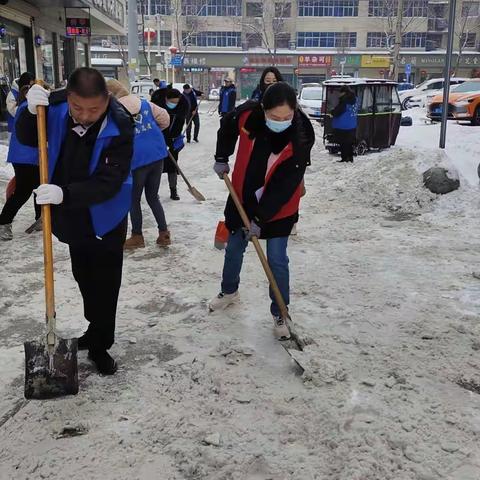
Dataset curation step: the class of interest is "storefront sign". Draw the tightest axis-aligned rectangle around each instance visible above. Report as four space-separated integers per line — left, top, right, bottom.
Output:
361 55 390 68
89 0 125 26
66 18 91 37
400 54 480 67
210 67 231 72
333 55 360 67
183 67 206 72
246 55 294 67
298 55 332 68
183 56 207 66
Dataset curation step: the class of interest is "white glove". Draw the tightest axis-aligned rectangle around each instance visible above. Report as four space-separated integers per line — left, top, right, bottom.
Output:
27 84 50 115
34 184 63 205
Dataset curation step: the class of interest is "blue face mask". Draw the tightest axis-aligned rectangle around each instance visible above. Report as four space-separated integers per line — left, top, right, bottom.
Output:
166 101 177 109
265 117 292 133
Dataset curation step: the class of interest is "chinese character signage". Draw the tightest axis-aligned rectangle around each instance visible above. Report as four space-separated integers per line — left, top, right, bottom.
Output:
298 55 332 68
66 17 91 37
361 55 390 68
247 55 294 67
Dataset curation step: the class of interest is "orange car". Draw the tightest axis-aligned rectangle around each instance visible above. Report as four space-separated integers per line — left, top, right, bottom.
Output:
428 78 480 125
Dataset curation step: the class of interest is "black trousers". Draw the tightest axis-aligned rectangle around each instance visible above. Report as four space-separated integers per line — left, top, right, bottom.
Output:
186 113 200 141
334 128 356 162
0 164 40 225
69 232 125 351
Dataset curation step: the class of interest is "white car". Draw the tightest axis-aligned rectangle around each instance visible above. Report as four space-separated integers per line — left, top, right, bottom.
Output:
209 88 220 101
399 77 468 109
298 86 323 120
131 81 155 100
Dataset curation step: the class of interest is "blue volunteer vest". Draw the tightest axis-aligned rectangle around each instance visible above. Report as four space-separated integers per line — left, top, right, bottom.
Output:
7 88 19 133
47 101 132 238
7 102 39 166
132 99 168 171
220 87 234 113
332 101 358 130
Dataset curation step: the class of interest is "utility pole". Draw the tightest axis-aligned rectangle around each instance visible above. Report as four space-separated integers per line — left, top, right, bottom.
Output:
127 0 139 82
392 0 404 81
439 0 457 149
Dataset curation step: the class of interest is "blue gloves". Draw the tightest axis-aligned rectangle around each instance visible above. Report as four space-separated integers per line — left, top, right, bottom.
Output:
213 161 230 179
172 134 185 152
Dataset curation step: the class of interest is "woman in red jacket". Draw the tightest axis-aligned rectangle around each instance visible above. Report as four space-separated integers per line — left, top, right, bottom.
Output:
209 82 315 339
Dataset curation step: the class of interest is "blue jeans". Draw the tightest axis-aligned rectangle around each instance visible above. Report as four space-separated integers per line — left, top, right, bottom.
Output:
221 230 290 317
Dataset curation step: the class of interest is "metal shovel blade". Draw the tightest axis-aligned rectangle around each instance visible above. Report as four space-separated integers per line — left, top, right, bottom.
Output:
24 338 78 399
188 186 206 202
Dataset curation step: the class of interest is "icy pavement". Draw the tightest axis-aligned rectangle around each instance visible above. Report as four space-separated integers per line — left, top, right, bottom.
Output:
1 104 480 479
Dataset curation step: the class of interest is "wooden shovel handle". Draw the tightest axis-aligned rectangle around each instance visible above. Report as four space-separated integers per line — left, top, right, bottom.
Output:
37 104 55 325
223 174 289 320
167 149 192 189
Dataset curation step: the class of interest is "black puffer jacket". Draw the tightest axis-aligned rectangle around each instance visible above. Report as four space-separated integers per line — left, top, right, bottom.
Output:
215 101 315 238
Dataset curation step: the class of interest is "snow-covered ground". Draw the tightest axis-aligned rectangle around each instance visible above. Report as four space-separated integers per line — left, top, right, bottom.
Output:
1 104 480 479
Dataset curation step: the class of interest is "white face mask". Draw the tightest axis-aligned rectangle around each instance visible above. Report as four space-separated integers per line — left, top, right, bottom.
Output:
265 117 292 133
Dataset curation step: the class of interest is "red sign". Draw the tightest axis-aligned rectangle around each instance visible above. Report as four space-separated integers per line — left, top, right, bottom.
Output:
66 17 91 37
247 55 294 67
298 55 332 68
240 68 256 73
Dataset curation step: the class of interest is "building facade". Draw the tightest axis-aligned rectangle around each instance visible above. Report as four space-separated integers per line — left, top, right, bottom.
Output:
91 0 480 96
0 0 126 122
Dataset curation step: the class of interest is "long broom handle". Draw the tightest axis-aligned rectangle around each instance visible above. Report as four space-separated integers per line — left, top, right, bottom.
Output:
223 174 289 320
37 104 56 346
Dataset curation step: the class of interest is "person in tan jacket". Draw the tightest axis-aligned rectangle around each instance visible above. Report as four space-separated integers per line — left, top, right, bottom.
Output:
107 79 172 248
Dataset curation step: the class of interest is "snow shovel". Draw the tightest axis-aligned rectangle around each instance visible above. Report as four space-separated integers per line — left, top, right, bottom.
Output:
167 150 205 202
24 104 78 400
222 174 306 353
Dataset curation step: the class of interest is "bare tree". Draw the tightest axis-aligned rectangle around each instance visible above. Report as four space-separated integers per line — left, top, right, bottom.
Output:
238 0 292 65
453 1 480 74
171 0 203 58
114 35 130 80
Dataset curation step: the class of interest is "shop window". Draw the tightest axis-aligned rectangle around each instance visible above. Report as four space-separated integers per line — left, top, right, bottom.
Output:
298 0 359 17
275 2 292 17
368 0 428 17
185 31 242 47
246 33 263 48
246 2 263 16
401 32 426 48
275 33 291 49
462 1 480 17
460 33 477 48
297 31 356 48
182 0 242 16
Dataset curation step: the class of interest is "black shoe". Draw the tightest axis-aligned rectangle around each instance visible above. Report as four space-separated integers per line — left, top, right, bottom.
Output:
88 350 118 375
170 189 180 201
194 138 199 143
77 334 90 351
187 138 191 143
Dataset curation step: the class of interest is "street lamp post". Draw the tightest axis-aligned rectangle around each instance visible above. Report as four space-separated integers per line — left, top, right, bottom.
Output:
439 0 457 149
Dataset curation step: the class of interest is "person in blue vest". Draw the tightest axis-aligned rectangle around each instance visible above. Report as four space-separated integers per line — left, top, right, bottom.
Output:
6 72 35 133
106 79 171 249
16 68 134 375
330 85 358 163
0 83 41 241
183 83 202 143
218 77 236 117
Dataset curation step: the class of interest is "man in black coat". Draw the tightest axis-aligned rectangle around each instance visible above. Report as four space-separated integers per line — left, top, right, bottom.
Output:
183 84 202 143
17 68 134 375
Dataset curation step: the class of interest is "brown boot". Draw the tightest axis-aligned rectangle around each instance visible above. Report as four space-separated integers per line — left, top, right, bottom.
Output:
156 230 171 247
124 234 145 250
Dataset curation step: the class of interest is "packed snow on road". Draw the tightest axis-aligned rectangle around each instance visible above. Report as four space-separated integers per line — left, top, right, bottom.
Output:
1 104 480 479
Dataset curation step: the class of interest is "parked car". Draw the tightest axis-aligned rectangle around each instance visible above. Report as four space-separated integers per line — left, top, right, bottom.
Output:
131 80 155 100
298 85 323 120
397 82 414 92
427 79 480 125
399 77 468 109
209 88 220 101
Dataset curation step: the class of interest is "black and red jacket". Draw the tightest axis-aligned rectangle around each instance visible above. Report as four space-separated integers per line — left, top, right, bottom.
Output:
215 101 315 238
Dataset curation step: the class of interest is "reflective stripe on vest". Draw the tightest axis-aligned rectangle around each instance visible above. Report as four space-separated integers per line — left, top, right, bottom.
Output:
232 110 302 222
131 99 168 171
